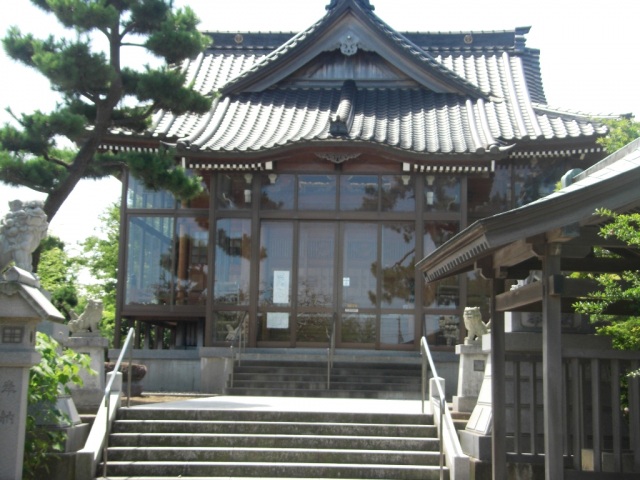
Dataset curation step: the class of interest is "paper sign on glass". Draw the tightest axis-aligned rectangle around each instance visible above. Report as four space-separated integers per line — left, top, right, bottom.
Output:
273 270 290 304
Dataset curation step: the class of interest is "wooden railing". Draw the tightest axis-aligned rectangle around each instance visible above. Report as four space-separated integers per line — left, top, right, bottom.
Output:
503 349 640 477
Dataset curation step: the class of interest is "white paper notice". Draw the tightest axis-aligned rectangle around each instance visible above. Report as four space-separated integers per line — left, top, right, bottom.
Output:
267 312 289 329
273 270 290 304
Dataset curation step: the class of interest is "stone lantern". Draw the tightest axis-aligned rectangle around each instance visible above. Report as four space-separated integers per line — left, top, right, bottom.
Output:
0 267 64 480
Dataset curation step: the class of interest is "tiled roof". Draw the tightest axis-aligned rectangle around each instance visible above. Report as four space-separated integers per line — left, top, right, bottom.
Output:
153 84 605 155
138 5 607 157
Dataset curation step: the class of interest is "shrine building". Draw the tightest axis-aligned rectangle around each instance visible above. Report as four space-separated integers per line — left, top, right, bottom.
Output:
103 0 609 357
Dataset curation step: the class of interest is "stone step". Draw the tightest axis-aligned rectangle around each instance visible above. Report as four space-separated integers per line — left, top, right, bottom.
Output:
108 432 438 450
232 372 421 384
224 387 421 399
102 461 448 479
102 406 445 479
117 408 430 425
106 446 442 465
228 380 420 391
112 419 437 437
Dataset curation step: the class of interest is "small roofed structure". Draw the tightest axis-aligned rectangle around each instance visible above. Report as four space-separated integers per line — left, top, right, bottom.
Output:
417 138 640 479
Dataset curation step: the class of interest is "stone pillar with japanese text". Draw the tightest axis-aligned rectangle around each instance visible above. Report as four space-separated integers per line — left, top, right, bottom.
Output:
0 267 64 480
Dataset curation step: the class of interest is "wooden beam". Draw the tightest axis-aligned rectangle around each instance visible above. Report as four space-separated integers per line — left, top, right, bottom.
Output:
495 282 542 312
491 279 507 480
543 243 564 480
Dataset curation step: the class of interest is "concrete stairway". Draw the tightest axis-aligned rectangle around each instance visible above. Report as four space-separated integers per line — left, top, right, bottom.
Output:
100 407 448 479
227 360 422 399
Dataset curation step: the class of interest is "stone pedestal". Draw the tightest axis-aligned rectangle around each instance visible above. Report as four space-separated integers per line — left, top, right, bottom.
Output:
453 341 486 413
64 333 109 412
0 267 64 480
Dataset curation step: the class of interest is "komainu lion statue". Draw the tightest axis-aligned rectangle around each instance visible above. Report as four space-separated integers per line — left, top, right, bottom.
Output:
68 299 103 334
463 306 491 344
0 199 49 273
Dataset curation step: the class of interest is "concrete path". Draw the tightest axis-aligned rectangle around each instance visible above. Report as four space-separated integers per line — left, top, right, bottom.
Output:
130 395 431 415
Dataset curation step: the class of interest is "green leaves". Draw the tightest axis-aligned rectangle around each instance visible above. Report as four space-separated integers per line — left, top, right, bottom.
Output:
1 0 213 232
24 332 94 479
597 117 640 153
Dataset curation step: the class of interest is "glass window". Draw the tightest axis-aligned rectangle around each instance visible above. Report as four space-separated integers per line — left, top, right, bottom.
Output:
299 222 335 306
342 313 376 344
127 174 175 209
216 173 253 210
424 313 460 346
424 221 458 257
342 223 377 308
467 166 511 223
213 311 248 343
179 172 210 209
257 311 290 342
214 219 251 305
381 175 415 212
424 277 459 309
259 222 293 306
298 175 336 210
174 217 209 305
260 174 294 210
424 175 460 212
380 314 415 345
125 216 174 305
340 175 378 211
296 313 332 343
376 223 415 308
514 158 566 207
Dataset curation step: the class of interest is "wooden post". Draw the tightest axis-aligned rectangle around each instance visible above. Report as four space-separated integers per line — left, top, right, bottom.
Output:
491 278 507 480
543 243 563 479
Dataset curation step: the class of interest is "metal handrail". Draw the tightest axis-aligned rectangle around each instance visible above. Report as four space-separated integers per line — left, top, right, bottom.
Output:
421 336 467 480
102 327 135 478
229 313 247 387
327 313 337 389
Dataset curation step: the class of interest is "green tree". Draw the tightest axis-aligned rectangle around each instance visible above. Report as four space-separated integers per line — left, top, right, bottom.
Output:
80 202 120 343
37 235 81 319
0 0 212 263
24 333 92 479
573 209 640 358
597 117 640 153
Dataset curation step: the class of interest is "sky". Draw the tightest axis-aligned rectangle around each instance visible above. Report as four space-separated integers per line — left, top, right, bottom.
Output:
1 0 639 246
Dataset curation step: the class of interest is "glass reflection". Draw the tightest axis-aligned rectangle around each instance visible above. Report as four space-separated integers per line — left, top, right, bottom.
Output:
174 217 208 305
381 175 415 212
214 219 251 305
340 175 378 211
298 175 336 210
257 312 290 342
374 223 415 308
380 314 414 345
214 311 248 343
260 173 294 210
125 216 174 305
342 223 377 308
296 313 332 343
127 174 175 209
299 223 335 306
216 173 252 210
259 222 293 305
424 176 460 212
424 314 460 346
342 314 376 344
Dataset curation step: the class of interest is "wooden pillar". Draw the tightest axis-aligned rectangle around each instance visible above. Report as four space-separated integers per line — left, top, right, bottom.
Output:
543 243 563 479
491 278 507 480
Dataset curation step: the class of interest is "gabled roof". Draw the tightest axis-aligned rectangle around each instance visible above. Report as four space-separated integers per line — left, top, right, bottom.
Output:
219 0 489 99
417 138 640 282
103 1 609 161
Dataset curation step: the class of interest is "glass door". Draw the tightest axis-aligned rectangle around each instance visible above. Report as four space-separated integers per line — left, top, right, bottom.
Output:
340 223 378 346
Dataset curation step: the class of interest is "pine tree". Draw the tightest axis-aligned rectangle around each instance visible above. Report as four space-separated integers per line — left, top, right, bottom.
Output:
0 0 212 245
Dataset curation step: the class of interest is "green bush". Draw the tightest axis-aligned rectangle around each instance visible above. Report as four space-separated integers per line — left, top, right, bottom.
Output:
23 332 93 479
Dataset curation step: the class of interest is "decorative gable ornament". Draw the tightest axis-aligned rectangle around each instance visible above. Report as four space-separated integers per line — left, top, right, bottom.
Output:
338 33 364 56
315 152 361 164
